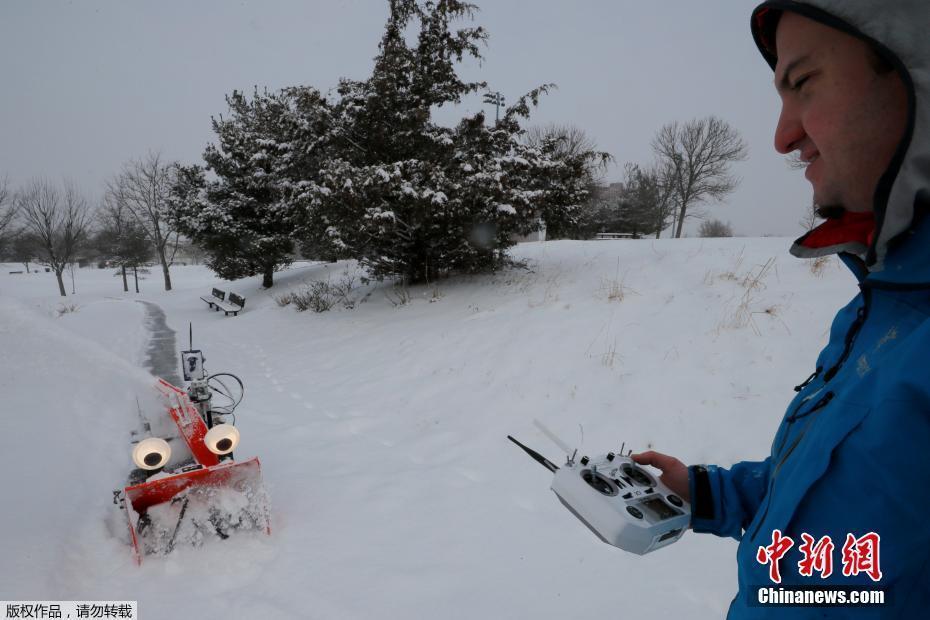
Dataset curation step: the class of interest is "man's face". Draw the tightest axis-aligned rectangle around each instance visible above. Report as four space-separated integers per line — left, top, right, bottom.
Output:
773 12 908 213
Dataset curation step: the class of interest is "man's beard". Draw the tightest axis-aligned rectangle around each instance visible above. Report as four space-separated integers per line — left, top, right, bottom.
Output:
815 204 847 220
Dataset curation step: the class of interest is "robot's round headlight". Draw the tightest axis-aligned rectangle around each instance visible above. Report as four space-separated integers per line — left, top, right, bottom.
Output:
132 437 171 470
204 424 240 455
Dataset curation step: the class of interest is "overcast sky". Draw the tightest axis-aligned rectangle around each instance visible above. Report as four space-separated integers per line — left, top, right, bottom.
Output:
0 0 813 237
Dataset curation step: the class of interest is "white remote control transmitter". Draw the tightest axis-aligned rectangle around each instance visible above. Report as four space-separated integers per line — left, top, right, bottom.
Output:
508 434 689 554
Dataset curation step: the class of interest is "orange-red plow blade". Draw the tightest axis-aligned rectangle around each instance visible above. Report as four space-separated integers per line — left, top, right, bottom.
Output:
124 457 269 564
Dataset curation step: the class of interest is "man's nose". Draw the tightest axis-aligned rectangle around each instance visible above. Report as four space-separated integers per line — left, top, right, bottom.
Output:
773 102 804 155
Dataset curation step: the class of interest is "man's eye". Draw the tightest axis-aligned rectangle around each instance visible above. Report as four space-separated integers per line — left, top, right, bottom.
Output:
791 76 811 91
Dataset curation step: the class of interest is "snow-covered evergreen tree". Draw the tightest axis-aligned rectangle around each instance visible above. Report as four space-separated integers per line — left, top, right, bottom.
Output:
172 87 332 288
615 164 668 238
292 0 608 282
176 0 606 285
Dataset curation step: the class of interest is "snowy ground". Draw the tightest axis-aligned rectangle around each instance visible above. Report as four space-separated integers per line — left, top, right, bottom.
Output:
0 239 858 619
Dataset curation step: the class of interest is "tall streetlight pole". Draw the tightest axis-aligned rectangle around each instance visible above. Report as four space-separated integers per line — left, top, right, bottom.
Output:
482 91 505 122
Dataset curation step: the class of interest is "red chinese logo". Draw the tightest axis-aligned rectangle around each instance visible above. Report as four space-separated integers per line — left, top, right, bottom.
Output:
757 530 883 583
756 529 794 584
841 532 883 582
797 533 835 578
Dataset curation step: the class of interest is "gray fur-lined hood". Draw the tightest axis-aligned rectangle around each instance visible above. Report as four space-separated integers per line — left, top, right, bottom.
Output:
751 0 929 272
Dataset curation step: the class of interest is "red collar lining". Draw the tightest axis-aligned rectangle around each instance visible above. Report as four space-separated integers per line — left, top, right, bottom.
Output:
800 211 875 250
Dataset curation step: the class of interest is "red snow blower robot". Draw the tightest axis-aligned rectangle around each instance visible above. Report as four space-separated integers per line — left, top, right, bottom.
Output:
113 344 270 564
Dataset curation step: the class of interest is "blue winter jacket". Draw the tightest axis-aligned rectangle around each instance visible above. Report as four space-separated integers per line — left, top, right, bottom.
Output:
687 1 930 617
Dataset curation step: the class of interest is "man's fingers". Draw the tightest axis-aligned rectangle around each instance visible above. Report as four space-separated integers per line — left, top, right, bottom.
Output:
631 450 673 471
632 451 690 500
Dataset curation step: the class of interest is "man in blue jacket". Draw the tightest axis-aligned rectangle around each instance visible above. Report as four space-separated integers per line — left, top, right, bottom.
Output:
633 1 930 616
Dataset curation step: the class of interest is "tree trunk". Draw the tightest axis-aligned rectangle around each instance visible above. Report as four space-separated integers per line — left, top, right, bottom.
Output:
23 262 30 274
55 270 66 296
121 265 128 292
158 247 172 291
675 204 687 239
262 264 274 289
133 266 140 293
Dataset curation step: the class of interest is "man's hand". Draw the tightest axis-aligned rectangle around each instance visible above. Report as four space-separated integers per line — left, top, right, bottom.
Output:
630 451 690 502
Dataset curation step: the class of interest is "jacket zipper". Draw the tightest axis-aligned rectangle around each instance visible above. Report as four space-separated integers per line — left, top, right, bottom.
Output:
749 392 835 542
822 287 872 383
773 390 834 457
793 367 822 392
774 392 834 473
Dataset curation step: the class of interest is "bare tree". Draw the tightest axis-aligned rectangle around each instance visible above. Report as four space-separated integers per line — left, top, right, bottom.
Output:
646 161 678 239
110 151 179 291
783 155 821 232
17 179 91 296
10 233 39 273
523 123 612 238
0 176 16 252
653 116 748 238
96 190 130 291
525 124 600 166
95 190 153 292
698 218 734 238
798 198 819 232
524 123 612 190
785 152 807 172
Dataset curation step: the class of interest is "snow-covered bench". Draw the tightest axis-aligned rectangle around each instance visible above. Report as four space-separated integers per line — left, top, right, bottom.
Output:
201 288 226 310
215 293 246 317
595 232 635 240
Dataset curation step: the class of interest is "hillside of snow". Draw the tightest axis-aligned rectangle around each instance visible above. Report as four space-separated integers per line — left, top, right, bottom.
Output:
0 238 859 618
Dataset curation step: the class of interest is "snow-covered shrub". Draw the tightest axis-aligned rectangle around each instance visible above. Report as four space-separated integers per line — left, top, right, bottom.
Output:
699 219 734 238
280 275 360 313
290 282 337 313
56 303 80 317
385 282 412 307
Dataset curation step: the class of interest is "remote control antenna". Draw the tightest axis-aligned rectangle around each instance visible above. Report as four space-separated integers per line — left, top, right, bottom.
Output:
507 436 559 473
620 442 625 456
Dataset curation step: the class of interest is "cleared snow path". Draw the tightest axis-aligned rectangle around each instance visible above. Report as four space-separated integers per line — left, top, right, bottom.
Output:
137 300 181 386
